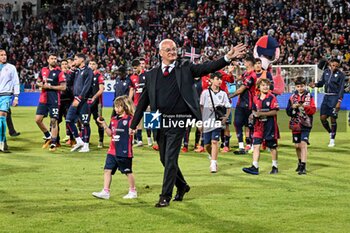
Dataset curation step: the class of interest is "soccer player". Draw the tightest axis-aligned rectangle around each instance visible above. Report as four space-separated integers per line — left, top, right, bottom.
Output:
66 53 93 152
311 58 345 147
242 78 279 175
286 77 316 175
6 108 20 137
139 57 147 72
0 49 20 153
193 77 205 153
58 59 74 145
129 59 146 147
35 53 66 151
112 66 133 116
88 60 105 148
230 56 257 154
140 58 158 148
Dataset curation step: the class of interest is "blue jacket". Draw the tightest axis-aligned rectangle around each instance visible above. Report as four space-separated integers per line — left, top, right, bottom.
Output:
73 66 93 102
316 68 346 100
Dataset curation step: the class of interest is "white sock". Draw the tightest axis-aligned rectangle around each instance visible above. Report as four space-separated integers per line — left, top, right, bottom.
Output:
76 137 83 144
330 139 335 144
84 143 89 148
252 161 259 168
272 160 278 168
211 160 217 164
147 137 152 144
239 142 244 149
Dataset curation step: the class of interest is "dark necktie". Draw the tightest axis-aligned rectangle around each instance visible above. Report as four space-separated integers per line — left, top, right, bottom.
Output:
163 66 170 77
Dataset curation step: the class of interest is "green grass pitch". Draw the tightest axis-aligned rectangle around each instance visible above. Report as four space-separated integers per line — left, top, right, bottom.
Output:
0 107 349 233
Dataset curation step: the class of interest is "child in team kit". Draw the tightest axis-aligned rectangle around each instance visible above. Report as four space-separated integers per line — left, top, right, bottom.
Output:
200 72 231 173
286 77 316 175
242 78 280 175
92 96 137 199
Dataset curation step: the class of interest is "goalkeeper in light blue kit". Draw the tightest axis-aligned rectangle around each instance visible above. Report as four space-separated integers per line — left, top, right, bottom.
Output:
0 49 20 153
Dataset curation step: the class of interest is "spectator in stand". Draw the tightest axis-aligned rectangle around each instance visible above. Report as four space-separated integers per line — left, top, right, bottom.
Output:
0 0 349 91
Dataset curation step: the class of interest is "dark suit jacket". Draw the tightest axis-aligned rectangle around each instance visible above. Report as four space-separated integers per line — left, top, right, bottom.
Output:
130 57 229 129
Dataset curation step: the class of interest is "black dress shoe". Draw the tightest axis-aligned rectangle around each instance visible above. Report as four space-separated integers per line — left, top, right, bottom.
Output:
173 185 190 201
155 196 170 208
10 132 20 137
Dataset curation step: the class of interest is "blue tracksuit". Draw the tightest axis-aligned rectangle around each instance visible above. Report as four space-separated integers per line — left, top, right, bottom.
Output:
316 68 345 117
73 66 93 102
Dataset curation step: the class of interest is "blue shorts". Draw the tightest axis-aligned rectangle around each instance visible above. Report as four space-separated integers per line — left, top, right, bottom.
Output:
292 130 311 145
320 95 338 118
253 138 278 149
66 101 91 125
58 99 72 123
203 128 221 145
0 96 12 113
104 154 133 175
36 103 59 119
234 107 252 127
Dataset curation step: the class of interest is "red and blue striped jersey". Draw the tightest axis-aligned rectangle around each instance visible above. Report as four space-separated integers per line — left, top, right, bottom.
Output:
130 72 146 106
252 92 280 140
107 115 133 158
236 70 257 109
38 67 66 104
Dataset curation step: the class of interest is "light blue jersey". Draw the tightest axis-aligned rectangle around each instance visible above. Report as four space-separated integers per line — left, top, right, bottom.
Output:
0 63 20 96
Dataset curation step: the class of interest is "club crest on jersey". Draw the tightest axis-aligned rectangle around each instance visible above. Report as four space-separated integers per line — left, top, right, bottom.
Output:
123 120 128 126
266 101 270 107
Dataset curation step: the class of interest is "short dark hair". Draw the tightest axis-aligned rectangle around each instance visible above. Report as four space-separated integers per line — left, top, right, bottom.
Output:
244 55 255 64
330 58 340 64
75 53 86 60
131 59 141 67
118 66 126 74
48 53 57 58
295 77 306 85
61 59 68 63
254 58 262 64
139 57 145 62
210 72 222 80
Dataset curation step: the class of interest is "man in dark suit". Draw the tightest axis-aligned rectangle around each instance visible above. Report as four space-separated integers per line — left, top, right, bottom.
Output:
130 39 246 207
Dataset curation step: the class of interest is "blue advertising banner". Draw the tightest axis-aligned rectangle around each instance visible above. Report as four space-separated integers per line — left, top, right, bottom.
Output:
16 93 350 110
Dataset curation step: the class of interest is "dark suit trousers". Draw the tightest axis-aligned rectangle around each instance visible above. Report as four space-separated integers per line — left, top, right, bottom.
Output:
6 108 16 135
157 127 187 198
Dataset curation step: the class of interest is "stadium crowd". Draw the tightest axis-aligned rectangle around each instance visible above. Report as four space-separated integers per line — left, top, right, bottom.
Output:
0 0 350 91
